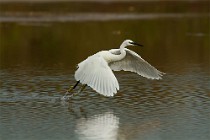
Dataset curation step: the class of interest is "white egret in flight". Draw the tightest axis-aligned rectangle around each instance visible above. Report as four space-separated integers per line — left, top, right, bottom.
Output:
65 39 164 98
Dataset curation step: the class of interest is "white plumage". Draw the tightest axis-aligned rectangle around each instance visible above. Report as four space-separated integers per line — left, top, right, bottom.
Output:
75 53 119 96
74 39 164 97
109 48 163 80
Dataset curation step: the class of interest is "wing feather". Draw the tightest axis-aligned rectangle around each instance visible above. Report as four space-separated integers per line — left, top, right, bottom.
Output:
75 54 119 96
109 48 164 80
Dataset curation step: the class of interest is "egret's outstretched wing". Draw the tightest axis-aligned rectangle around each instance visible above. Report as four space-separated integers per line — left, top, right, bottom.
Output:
109 48 164 79
75 54 119 96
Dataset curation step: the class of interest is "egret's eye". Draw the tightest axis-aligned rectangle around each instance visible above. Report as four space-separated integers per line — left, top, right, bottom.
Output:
129 41 135 45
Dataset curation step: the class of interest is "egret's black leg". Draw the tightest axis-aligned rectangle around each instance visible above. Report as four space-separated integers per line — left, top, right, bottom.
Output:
70 84 87 97
78 84 87 93
65 81 80 96
69 84 87 97
69 81 80 92
62 81 80 101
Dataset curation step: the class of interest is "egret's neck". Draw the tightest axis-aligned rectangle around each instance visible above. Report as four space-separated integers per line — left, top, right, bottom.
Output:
120 43 126 53
109 44 126 62
101 43 127 63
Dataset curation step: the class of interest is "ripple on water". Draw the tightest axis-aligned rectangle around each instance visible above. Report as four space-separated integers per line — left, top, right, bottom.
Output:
0 66 210 140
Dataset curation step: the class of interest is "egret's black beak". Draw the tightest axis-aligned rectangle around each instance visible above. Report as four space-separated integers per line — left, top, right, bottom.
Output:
130 42 143 47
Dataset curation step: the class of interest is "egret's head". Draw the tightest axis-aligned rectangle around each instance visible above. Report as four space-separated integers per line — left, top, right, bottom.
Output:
123 39 143 47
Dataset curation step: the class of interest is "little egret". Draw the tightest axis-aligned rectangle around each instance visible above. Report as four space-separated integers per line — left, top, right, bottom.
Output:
65 39 164 97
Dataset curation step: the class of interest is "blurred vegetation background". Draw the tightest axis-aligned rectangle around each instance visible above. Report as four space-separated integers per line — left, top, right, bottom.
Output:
0 0 209 72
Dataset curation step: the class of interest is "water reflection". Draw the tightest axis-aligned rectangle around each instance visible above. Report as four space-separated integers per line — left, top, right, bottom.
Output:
75 111 119 140
0 64 210 140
